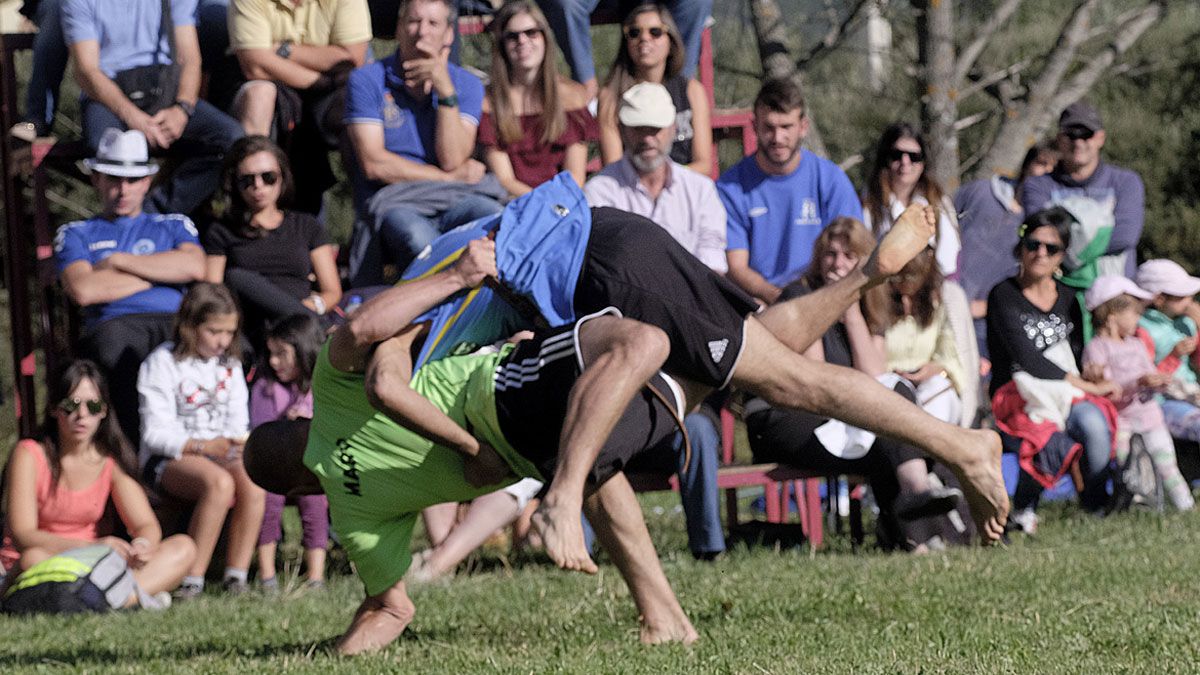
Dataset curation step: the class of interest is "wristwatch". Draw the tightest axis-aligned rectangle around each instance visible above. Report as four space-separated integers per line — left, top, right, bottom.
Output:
277 40 293 59
439 92 459 108
174 99 196 117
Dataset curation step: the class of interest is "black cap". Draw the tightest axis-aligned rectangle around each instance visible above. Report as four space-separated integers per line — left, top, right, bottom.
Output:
1059 101 1103 132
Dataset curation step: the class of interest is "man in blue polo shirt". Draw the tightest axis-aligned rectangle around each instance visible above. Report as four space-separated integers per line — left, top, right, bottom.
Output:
55 129 206 445
344 0 504 286
717 78 862 305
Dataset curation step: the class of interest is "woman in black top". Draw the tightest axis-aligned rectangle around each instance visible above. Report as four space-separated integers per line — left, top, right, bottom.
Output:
745 218 964 550
204 136 341 348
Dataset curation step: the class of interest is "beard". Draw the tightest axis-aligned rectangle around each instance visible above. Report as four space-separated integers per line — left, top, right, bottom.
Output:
629 138 675 173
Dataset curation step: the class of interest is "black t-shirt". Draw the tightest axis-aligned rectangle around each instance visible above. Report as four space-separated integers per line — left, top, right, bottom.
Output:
779 281 854 368
204 211 330 301
985 276 1084 397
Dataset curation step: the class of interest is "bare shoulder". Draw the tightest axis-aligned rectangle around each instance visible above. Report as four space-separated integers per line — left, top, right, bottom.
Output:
559 79 589 110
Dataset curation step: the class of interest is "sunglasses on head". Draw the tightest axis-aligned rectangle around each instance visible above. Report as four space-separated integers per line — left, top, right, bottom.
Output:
58 397 105 416
625 26 666 40
887 148 925 164
1022 239 1063 256
1061 126 1095 141
503 27 543 43
236 171 280 190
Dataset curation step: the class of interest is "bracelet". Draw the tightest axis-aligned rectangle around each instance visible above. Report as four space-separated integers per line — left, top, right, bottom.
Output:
310 294 327 315
439 92 459 108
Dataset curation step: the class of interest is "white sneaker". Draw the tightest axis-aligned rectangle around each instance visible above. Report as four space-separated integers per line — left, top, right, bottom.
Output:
1010 508 1038 535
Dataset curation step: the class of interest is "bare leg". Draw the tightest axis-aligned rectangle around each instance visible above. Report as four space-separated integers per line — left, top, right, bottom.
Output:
532 317 671 575
224 461 267 572
304 548 327 583
336 579 416 655
732 318 1009 543
513 499 542 551
232 80 277 136
895 458 933 494
420 502 459 547
583 473 697 645
409 490 524 582
131 534 196 595
258 541 278 581
160 456 236 578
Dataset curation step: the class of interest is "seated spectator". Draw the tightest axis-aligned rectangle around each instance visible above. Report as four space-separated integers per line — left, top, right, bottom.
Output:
203 136 341 351
744 218 962 551
251 315 329 592
954 142 1058 366
0 360 196 604
1136 260 1200 443
10 0 69 140
344 0 505 286
480 0 595 197
987 207 1117 533
584 80 727 558
718 78 862 304
1082 276 1193 511
534 0 711 103
220 0 371 214
55 129 206 447
596 2 711 175
884 247 969 426
137 283 265 599
63 0 244 216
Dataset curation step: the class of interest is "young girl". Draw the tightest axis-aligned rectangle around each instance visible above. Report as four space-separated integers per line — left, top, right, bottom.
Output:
1082 275 1194 511
1 360 196 604
138 283 266 598
1135 259 1200 441
251 314 329 591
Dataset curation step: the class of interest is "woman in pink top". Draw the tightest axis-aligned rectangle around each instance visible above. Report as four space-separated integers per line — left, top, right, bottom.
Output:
1 361 195 603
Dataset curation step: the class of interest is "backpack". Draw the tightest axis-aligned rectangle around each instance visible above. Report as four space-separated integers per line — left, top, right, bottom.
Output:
1109 433 1165 513
2 544 148 614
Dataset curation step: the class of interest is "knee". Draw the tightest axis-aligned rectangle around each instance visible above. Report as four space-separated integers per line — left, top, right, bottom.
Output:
203 468 236 504
616 321 670 374
379 209 436 253
238 81 277 109
162 534 198 569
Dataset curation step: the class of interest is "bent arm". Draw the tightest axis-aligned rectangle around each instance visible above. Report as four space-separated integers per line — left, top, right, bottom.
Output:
596 88 622 166
106 243 206 284
4 444 93 555
310 244 343 311
110 468 162 546
61 260 152 306
726 250 780 304
349 124 452 183
434 113 476 172
70 40 145 128
484 146 531 198
236 49 322 89
683 79 712 176
291 40 367 72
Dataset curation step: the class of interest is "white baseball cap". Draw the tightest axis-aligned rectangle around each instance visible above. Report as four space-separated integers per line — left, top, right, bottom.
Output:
1136 259 1200 298
1084 274 1154 312
618 82 676 129
82 129 159 178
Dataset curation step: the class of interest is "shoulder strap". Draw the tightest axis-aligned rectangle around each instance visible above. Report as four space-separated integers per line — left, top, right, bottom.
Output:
158 0 176 66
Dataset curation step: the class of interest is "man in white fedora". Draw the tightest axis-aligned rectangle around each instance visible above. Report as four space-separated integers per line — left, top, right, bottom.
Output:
54 129 206 445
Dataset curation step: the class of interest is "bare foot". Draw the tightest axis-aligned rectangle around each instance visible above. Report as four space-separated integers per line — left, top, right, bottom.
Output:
865 204 938 279
336 584 416 655
950 429 1010 544
405 549 438 584
640 615 699 645
531 496 598 574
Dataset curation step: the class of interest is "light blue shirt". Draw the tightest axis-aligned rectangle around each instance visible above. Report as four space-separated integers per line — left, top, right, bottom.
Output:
62 0 197 78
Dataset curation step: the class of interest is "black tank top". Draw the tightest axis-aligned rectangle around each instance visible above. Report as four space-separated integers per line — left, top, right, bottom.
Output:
664 75 694 166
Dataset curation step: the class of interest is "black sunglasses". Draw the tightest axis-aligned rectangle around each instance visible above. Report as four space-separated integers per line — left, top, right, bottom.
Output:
887 148 925 164
58 397 105 416
503 27 543 43
625 26 666 40
1061 126 1095 141
236 171 280 190
1022 239 1064 256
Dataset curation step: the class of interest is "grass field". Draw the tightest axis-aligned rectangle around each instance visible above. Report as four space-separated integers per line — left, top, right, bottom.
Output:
3 494 1199 674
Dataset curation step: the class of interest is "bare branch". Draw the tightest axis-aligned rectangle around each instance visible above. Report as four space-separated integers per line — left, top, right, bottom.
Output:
796 0 875 69
960 58 1033 99
953 0 1023 85
954 109 993 132
1050 1 1164 110
1023 0 1097 116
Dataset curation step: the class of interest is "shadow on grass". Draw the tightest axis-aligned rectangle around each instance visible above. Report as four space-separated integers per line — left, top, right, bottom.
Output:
2 635 344 667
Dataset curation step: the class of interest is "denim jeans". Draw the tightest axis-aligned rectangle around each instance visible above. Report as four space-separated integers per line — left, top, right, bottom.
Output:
24 0 69 132
1013 400 1113 513
376 194 502 275
82 98 244 216
676 411 724 556
535 0 711 83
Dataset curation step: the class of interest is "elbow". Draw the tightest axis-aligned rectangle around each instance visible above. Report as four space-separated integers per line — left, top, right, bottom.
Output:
65 284 97 307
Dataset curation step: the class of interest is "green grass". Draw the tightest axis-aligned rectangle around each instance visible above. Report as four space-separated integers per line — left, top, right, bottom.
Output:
3 495 1200 673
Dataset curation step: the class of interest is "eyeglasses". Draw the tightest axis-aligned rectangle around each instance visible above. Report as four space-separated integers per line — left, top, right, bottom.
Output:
1061 126 1095 141
625 26 666 40
58 397 105 416
1022 239 1064 256
236 171 280 190
503 27 543 43
887 149 925 164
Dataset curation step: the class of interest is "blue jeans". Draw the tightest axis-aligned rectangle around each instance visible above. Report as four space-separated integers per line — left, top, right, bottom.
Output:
82 98 244 216
535 0 711 83
377 195 502 274
1013 400 1113 513
24 0 69 132
677 411 724 556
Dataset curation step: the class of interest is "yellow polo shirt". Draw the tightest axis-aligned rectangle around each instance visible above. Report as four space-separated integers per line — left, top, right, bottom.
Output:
229 0 372 51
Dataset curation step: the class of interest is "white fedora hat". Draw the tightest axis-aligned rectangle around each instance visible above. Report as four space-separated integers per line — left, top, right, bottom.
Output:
82 129 159 178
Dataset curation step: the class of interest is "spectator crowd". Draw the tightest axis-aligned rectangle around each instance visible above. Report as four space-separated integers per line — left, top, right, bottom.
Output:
2 0 1196 617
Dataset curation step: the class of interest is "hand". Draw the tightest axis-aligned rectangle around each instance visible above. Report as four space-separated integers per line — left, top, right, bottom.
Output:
1081 362 1107 383
402 41 453 97
125 109 170 149
900 362 943 385
128 537 154 569
150 106 188 146
449 237 497 288
199 437 233 459
449 158 486 184
841 300 865 326
285 406 310 420
92 252 125 272
100 536 134 562
1139 372 1172 389
1088 379 1122 400
1172 337 1197 358
463 443 512 488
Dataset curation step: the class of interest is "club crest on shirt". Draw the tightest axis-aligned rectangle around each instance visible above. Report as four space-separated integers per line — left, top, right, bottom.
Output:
131 238 157 255
708 339 729 364
795 198 821 226
382 92 404 129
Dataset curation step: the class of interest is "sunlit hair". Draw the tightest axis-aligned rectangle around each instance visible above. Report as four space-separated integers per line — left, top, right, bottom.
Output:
889 246 943 329
753 77 806 117
795 217 890 335
262 313 326 394
488 0 566 146
397 0 456 34
172 283 243 363
1092 293 1141 327
220 135 294 238
602 3 685 103
864 122 947 241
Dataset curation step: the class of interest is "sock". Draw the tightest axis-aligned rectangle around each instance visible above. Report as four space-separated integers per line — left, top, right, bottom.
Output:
223 568 248 584
182 575 204 590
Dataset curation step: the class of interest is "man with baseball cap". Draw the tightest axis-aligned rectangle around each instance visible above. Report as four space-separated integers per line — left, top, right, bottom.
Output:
1136 259 1200 443
584 81 729 560
55 129 206 445
1023 100 1146 278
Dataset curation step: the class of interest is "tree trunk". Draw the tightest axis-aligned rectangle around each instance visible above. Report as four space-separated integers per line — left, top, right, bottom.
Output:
748 0 827 156
914 0 960 189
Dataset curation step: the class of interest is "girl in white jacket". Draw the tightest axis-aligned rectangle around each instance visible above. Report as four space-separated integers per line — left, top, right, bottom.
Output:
138 283 264 598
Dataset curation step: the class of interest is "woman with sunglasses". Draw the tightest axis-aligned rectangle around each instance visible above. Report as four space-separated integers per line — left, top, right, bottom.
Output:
597 3 712 175
204 136 341 349
0 361 196 604
480 1 596 198
986 207 1118 533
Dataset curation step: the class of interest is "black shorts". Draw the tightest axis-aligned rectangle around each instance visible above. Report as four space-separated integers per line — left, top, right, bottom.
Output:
494 310 685 486
574 207 759 388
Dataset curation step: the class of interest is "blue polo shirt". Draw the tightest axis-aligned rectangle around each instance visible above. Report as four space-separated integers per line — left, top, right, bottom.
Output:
54 212 200 330
344 52 484 166
62 0 197 78
717 150 862 287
